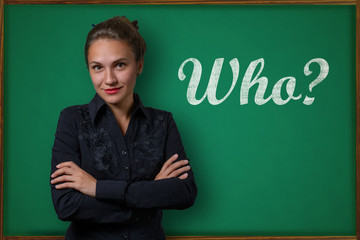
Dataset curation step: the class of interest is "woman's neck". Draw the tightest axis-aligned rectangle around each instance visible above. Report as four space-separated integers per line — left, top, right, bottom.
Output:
107 93 134 135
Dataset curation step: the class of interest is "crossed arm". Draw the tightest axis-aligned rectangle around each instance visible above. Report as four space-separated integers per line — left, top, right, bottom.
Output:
51 154 191 198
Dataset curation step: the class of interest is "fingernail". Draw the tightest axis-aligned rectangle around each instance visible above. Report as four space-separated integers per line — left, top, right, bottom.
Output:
187 166 191 170
184 160 188 164
56 164 60 168
174 154 178 158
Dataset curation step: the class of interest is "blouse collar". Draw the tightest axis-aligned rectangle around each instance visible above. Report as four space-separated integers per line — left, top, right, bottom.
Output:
88 93 151 124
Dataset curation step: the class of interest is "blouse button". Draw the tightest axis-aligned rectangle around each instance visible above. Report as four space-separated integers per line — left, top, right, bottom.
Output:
123 165 129 170
121 150 127 156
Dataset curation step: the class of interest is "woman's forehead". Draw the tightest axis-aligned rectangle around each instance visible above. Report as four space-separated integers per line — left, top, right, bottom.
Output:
88 39 135 63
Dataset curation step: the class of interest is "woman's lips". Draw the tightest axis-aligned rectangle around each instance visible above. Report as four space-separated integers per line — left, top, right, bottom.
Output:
104 87 121 94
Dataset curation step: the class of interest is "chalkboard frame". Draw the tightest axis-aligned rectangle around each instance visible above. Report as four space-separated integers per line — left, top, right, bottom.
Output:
0 0 359 240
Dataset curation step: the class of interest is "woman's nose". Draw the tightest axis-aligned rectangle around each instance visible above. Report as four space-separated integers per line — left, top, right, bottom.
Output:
104 69 117 85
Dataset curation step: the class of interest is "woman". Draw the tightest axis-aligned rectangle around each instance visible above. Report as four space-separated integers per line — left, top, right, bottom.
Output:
50 16 197 240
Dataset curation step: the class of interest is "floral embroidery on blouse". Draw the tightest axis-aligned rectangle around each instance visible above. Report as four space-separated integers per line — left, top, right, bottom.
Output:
132 112 167 180
77 106 119 176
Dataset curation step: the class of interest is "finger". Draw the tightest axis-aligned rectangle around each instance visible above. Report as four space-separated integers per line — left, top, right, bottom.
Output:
54 182 75 190
163 159 188 176
56 161 78 169
160 154 179 172
168 165 191 178
51 167 73 178
51 175 74 185
178 173 188 180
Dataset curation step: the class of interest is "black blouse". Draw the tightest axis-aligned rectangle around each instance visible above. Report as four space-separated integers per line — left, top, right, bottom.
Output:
50 93 197 240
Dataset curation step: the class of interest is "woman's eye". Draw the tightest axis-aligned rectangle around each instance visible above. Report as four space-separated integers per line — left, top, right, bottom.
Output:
92 65 102 71
115 63 125 69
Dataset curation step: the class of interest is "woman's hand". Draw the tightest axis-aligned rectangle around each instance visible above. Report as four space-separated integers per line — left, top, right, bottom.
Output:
155 154 190 180
51 161 97 197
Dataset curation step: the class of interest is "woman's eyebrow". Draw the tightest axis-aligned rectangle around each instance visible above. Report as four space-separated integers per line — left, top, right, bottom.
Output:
114 58 129 62
89 61 102 65
89 58 129 65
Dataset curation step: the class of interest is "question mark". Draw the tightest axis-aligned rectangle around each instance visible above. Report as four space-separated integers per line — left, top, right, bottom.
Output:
303 58 329 105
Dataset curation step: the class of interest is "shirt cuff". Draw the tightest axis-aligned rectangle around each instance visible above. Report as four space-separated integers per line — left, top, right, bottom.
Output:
95 180 128 203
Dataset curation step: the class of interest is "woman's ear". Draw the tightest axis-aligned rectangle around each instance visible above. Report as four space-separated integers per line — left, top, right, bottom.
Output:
137 58 144 76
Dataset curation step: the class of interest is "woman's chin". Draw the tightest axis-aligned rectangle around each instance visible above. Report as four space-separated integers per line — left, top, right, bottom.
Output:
101 92 132 107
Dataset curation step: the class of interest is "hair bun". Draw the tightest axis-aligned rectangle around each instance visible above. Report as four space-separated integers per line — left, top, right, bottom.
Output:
119 16 139 31
131 20 139 31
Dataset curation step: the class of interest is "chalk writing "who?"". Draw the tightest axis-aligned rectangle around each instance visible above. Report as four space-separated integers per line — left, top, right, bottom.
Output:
178 58 329 106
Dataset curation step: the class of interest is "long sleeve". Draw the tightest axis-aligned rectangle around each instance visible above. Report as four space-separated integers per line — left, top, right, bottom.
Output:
51 108 132 223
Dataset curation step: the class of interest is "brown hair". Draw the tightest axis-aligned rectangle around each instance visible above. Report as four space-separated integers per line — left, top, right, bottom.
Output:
84 16 146 68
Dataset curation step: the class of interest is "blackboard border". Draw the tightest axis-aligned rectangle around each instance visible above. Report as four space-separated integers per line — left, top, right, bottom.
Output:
1 0 357 4
0 0 359 240
2 237 358 240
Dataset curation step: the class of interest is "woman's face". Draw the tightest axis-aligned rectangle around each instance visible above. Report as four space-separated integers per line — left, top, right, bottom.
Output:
87 39 143 108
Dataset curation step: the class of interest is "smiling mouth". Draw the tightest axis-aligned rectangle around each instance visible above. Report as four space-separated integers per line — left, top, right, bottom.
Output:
104 87 122 94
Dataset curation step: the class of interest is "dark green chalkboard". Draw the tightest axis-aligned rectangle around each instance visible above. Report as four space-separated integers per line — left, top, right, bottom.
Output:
3 4 357 237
